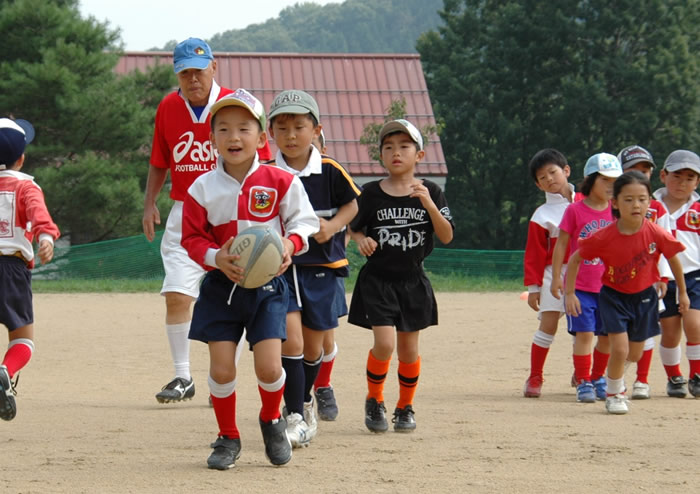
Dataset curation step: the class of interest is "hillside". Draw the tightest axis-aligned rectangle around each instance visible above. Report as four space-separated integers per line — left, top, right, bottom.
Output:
159 0 443 53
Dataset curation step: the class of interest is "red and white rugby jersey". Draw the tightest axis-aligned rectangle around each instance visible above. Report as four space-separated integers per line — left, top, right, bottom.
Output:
0 170 60 268
181 157 319 270
523 185 574 290
150 81 271 201
654 188 700 277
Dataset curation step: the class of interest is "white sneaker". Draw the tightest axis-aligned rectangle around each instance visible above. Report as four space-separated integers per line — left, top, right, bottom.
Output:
303 398 318 441
631 381 650 400
285 412 311 448
605 394 629 414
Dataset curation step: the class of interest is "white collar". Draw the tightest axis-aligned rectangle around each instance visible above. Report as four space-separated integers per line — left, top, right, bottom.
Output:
544 183 575 204
274 146 322 177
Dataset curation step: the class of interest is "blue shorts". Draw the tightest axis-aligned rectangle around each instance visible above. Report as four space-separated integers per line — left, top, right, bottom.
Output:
660 269 700 318
334 276 348 318
599 285 661 342
0 257 33 331
566 290 603 336
189 270 288 348
285 265 344 331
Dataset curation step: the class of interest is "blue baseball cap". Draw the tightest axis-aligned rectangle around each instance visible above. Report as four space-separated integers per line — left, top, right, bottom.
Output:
0 118 35 167
173 38 214 74
583 153 622 178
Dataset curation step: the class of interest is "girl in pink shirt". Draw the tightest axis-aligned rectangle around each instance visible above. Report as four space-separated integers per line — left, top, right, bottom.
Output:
551 153 621 403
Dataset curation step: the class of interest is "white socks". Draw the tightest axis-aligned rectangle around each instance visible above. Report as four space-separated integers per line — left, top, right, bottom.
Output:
166 322 191 380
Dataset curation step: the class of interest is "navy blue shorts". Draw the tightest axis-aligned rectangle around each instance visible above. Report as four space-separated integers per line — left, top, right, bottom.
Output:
348 265 437 332
285 266 344 331
660 269 700 318
566 290 604 336
189 270 288 348
599 285 660 342
0 257 33 331
334 276 348 318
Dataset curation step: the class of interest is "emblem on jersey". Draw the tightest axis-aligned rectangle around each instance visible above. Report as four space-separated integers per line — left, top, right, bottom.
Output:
248 186 278 217
648 242 657 254
645 208 657 222
686 210 700 230
0 219 10 236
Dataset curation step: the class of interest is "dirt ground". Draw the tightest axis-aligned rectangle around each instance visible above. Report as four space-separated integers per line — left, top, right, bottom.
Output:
1 292 699 493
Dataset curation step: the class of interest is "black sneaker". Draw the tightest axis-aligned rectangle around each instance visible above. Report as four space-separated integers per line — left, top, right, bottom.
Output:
689 373 700 398
207 436 241 470
0 365 17 421
364 398 388 433
667 375 688 398
314 386 338 421
155 377 195 403
392 405 416 432
259 417 292 466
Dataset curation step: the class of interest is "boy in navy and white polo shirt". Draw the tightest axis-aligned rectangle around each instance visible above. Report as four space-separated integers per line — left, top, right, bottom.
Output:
267 90 360 447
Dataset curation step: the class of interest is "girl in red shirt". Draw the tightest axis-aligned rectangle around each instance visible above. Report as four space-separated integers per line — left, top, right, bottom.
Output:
564 171 689 414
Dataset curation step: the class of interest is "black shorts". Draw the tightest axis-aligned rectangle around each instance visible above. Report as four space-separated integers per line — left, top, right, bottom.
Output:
348 265 437 332
189 270 288 348
660 269 700 318
0 257 33 331
599 285 660 342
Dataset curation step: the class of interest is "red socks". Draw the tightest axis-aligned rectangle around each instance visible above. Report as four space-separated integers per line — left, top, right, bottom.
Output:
573 354 592 382
2 339 34 378
590 347 610 381
211 392 239 439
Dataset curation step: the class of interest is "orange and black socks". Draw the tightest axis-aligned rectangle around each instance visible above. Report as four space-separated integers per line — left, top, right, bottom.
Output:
397 357 421 409
2 339 34 378
366 350 391 403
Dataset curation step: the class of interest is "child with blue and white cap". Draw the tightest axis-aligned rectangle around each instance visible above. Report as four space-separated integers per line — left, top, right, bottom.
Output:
551 153 622 403
0 117 60 421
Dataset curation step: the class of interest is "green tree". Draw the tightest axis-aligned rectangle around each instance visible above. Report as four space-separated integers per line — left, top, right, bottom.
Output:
418 0 700 249
0 0 176 243
360 98 439 162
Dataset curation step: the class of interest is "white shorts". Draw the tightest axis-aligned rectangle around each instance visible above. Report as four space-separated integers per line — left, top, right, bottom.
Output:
160 201 205 298
538 264 566 317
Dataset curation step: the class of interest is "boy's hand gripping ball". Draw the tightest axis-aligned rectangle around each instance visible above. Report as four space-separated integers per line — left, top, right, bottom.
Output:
229 224 285 289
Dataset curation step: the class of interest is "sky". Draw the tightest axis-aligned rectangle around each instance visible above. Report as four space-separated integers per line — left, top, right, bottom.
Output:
78 0 342 51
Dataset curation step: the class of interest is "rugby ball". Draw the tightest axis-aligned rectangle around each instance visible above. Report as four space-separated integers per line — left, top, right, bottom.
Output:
229 224 285 289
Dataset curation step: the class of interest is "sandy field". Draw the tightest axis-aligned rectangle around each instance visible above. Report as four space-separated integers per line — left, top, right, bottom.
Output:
1 292 699 493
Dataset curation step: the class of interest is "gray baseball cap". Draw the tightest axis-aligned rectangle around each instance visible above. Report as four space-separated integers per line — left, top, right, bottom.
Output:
268 90 320 123
378 119 424 150
664 150 700 175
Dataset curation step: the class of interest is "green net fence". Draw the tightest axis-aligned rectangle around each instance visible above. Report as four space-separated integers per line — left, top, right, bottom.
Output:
33 232 525 281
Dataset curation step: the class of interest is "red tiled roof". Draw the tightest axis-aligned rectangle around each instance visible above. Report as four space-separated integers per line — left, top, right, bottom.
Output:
116 52 447 179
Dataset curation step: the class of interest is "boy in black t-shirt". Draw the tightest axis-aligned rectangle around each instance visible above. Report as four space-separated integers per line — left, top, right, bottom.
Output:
348 119 454 433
